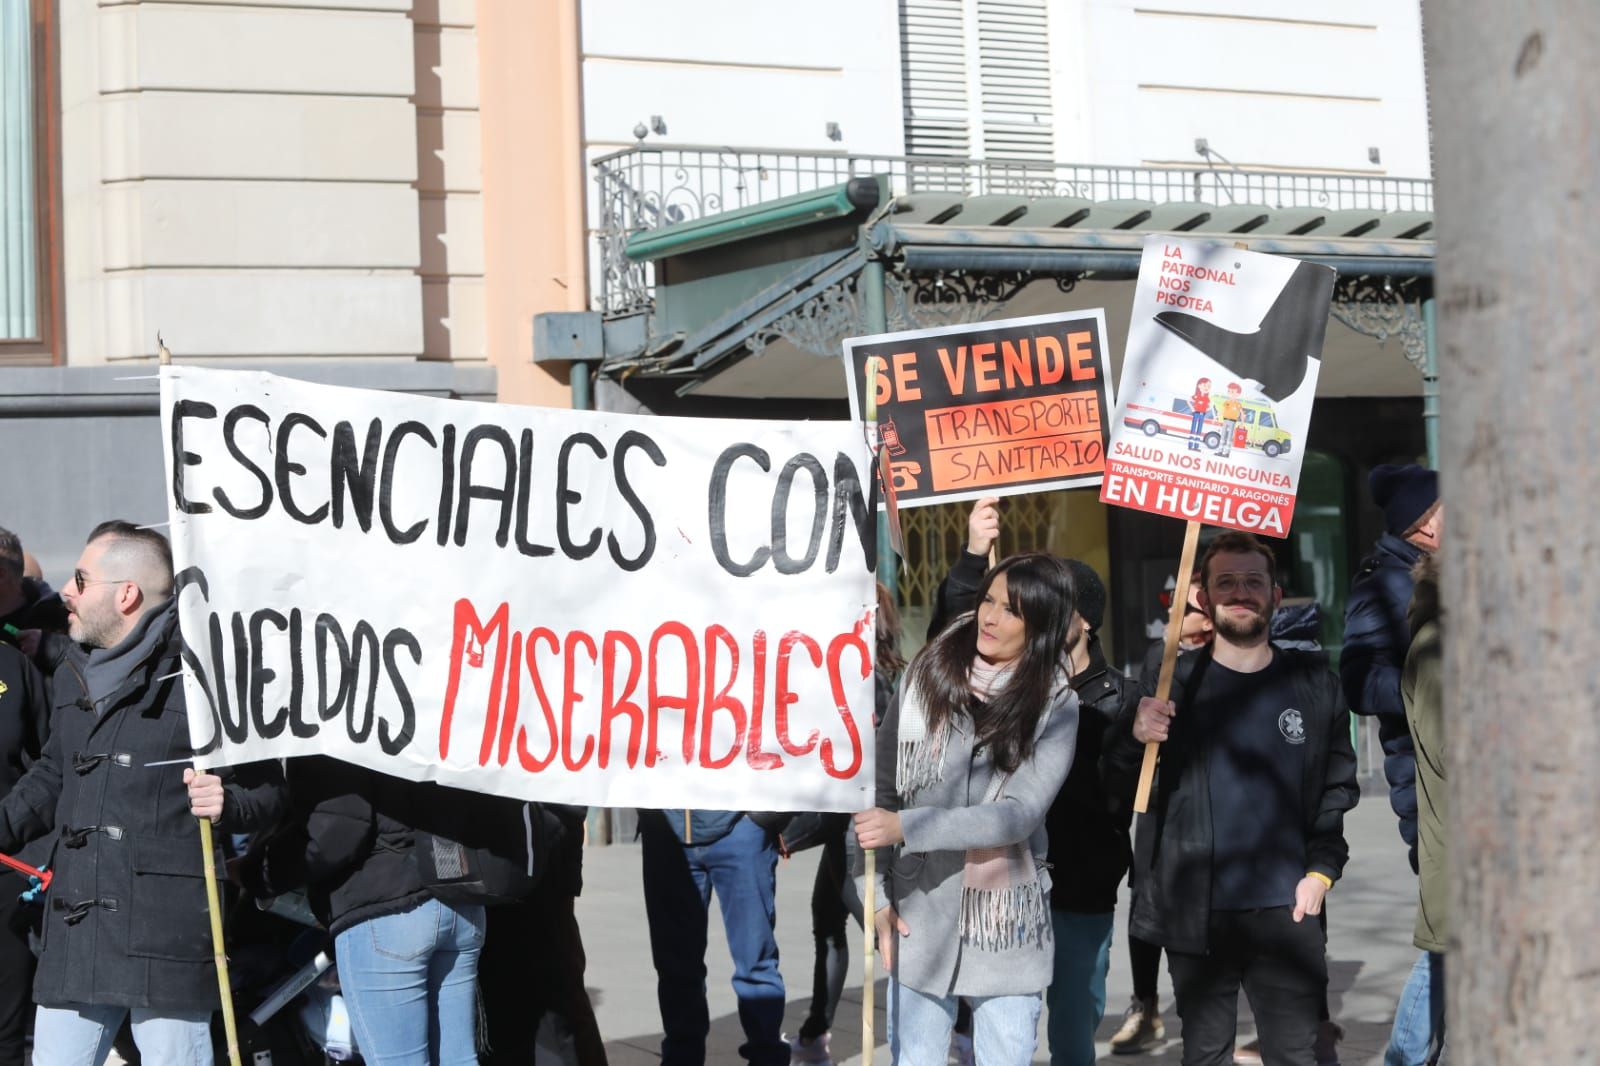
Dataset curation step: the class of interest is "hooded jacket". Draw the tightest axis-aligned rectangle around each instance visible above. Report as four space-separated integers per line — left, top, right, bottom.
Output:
0 601 285 1010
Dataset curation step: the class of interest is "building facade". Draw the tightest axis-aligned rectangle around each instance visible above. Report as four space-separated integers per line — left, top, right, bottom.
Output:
3 0 1434 685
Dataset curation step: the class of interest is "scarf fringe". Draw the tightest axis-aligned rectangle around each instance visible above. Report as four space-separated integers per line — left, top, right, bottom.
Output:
895 726 947 802
958 876 1052 952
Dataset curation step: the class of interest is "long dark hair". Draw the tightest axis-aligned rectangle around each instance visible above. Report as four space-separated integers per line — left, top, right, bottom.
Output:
907 553 1074 775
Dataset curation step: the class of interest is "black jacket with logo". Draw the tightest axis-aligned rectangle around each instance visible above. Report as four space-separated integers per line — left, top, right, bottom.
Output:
1100 646 1358 955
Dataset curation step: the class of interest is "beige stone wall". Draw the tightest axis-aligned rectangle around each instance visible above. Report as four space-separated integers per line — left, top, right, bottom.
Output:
415 0 485 362
63 0 427 363
55 0 578 407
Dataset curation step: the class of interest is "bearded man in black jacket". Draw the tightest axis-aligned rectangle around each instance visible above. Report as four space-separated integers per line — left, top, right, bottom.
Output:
1102 531 1357 1066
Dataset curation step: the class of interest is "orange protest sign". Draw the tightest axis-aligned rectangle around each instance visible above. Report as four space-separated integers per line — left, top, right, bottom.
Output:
843 311 1115 508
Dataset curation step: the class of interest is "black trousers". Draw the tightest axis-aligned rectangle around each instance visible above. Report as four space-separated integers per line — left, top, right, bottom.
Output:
0 875 36 1066
480 887 609 1066
798 832 849 1041
1167 908 1326 1066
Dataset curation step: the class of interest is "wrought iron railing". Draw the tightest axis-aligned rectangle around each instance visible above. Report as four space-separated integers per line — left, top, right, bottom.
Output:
593 144 1435 316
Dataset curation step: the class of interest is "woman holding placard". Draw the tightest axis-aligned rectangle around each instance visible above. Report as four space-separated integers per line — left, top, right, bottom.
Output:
854 553 1079 1065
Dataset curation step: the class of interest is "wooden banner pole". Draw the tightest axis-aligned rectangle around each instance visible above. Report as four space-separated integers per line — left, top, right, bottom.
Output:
160 337 244 1066
199 815 244 1066
861 355 883 1063
1133 518 1201 814
1135 241 1248 814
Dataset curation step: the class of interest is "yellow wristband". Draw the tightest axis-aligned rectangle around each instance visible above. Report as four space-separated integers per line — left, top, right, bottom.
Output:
1307 871 1333 890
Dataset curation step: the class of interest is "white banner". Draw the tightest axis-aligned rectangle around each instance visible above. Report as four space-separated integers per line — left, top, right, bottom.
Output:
160 367 877 812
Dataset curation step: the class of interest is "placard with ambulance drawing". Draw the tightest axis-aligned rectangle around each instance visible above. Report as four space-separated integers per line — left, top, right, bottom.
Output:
1100 235 1336 538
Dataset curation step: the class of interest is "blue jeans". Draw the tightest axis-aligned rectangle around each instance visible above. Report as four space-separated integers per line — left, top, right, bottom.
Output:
32 1003 213 1066
1188 410 1208 448
1384 951 1445 1066
1046 910 1115 1066
888 979 1042 1066
334 896 486 1066
640 812 787 1065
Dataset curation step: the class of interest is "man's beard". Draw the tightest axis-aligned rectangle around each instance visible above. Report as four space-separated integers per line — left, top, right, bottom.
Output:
1211 600 1271 642
69 603 119 649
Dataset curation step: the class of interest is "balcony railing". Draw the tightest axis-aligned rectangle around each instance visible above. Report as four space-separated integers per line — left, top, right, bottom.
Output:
593 144 1435 316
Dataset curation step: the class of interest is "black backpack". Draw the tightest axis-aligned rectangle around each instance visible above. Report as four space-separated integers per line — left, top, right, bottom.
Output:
411 784 547 907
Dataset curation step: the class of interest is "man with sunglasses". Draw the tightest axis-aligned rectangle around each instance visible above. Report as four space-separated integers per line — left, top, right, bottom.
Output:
1103 531 1358 1066
0 521 284 1066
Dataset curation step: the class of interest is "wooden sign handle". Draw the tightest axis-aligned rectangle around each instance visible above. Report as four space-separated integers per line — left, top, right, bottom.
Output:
1133 519 1202 814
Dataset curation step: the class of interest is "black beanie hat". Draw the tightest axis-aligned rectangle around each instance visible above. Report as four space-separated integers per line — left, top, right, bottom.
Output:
1369 463 1439 536
1064 559 1107 631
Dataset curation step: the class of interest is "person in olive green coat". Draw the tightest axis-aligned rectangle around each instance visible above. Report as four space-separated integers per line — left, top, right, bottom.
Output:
1387 550 1445 1065
1405 553 1445 953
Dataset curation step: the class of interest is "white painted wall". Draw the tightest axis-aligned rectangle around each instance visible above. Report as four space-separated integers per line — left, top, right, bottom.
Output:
580 0 907 155
1068 1 1432 177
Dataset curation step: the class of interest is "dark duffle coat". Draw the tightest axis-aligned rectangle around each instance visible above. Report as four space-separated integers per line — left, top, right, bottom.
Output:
0 607 285 1010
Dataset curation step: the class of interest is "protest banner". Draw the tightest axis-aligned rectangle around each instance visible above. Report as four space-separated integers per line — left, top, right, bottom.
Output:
842 311 1115 508
1099 236 1335 811
1100 235 1335 536
160 366 878 813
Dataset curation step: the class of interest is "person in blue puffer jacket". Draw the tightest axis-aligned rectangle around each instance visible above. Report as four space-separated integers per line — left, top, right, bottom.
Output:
1341 463 1441 874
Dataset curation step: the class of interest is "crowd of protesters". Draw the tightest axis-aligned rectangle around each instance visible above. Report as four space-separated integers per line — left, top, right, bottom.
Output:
0 460 1444 1066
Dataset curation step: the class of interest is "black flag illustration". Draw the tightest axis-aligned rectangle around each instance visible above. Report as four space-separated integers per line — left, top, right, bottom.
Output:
1153 259 1335 402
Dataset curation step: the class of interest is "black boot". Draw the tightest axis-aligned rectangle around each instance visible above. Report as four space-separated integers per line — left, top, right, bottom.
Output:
1153 259 1335 401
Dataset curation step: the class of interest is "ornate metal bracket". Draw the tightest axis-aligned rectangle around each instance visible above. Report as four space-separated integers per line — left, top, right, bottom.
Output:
747 277 866 358
1328 275 1428 374
749 268 1072 357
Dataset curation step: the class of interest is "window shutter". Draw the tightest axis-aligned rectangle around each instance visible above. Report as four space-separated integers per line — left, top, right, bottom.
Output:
975 0 1053 162
900 0 971 158
900 0 1054 165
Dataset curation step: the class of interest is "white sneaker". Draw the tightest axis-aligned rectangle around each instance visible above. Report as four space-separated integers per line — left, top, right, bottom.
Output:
790 1031 831 1064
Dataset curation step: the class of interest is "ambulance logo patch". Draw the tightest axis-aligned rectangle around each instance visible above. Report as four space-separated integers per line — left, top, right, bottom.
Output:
1278 708 1305 744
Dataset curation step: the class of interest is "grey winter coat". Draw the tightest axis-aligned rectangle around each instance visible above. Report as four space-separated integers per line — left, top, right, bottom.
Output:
0 603 286 1010
856 678 1078 998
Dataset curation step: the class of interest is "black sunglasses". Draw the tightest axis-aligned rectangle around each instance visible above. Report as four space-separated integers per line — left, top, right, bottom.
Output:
73 569 130 594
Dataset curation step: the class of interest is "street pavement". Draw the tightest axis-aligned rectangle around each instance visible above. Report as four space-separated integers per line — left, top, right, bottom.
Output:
572 777 1416 1064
